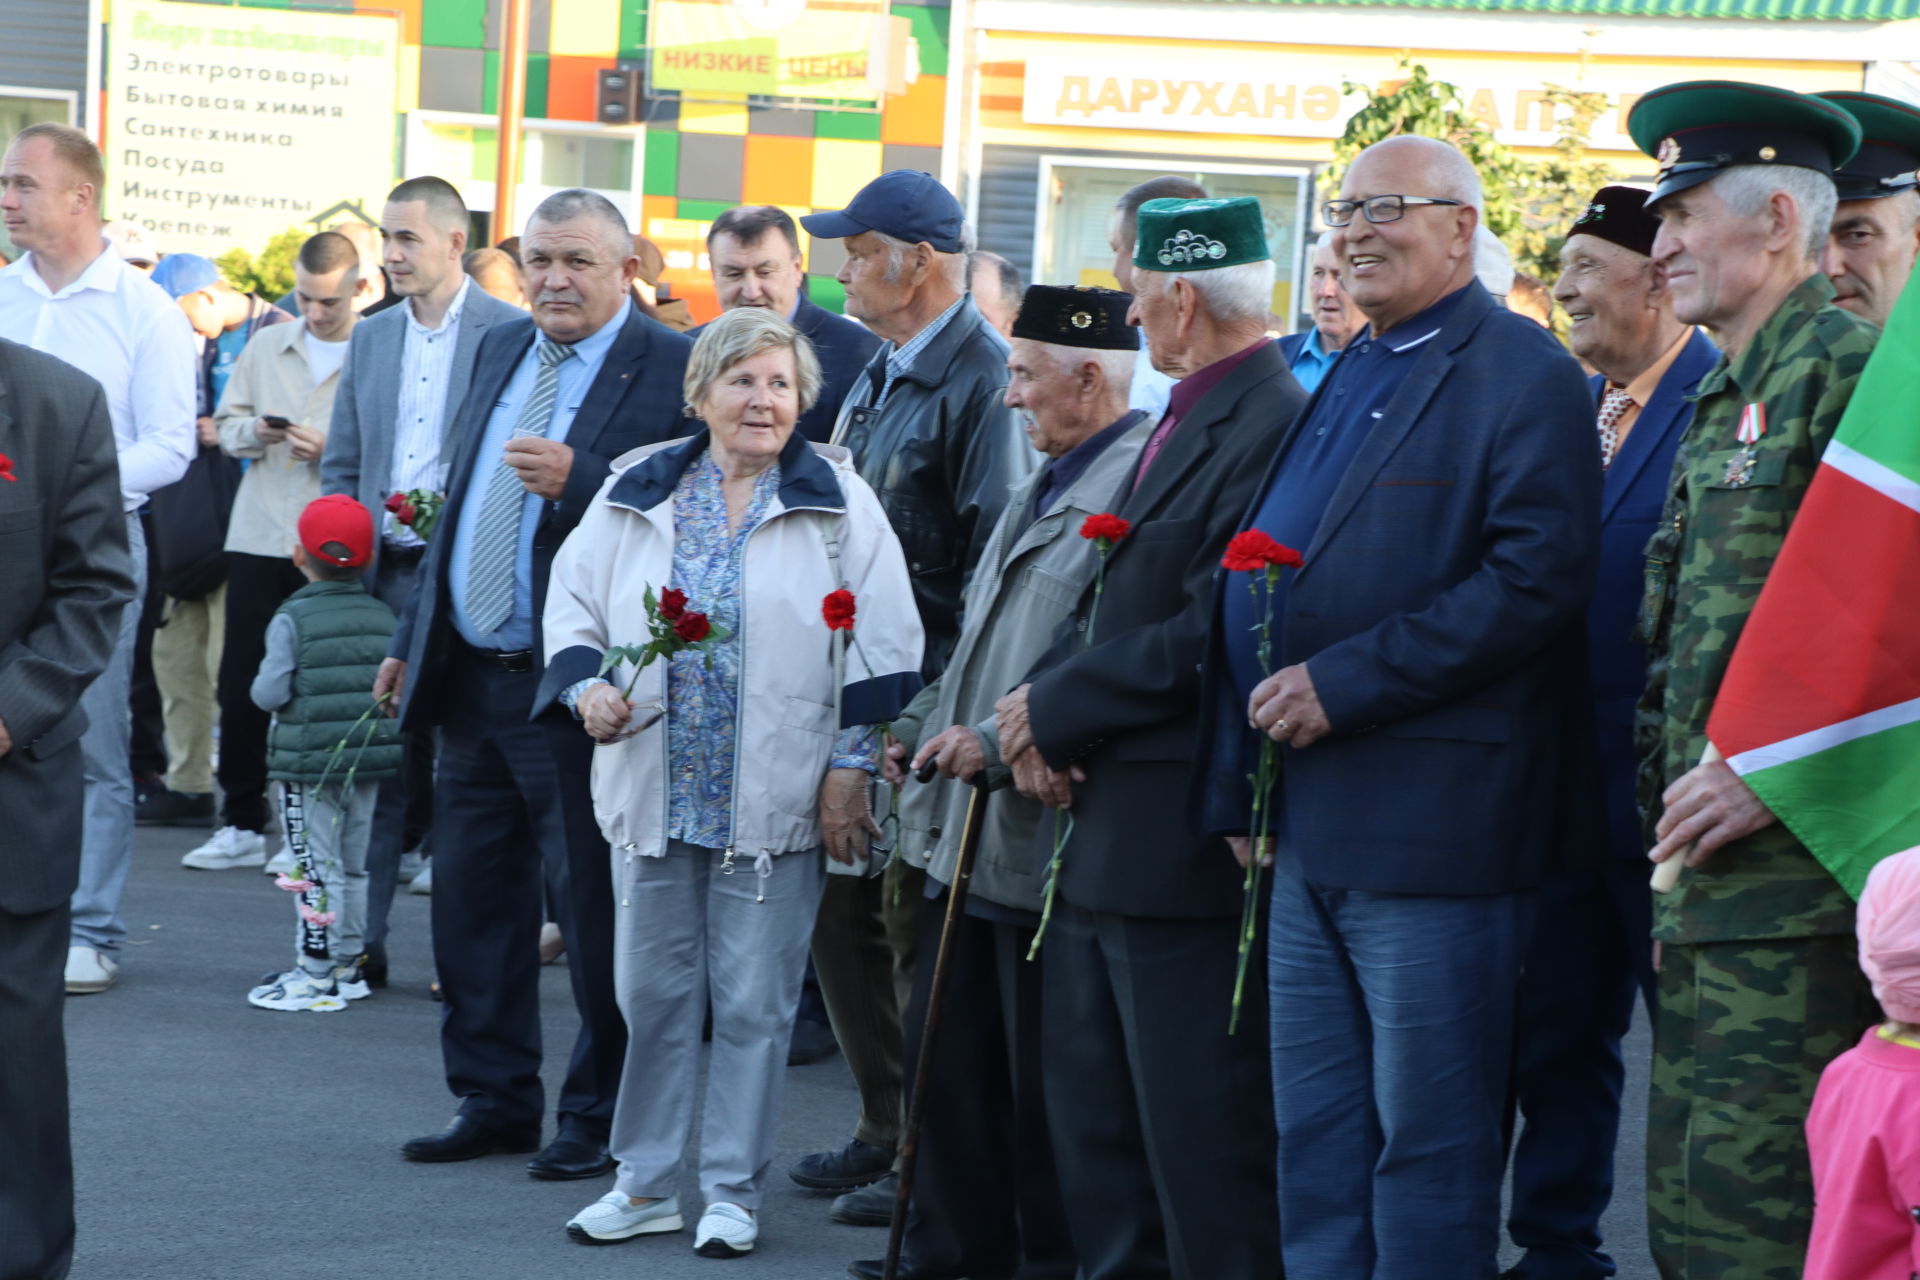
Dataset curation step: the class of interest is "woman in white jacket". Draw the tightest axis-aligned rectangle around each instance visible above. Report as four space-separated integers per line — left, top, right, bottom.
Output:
537 308 923 1259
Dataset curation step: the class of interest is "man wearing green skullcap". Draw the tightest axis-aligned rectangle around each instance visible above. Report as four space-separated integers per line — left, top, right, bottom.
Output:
993 193 1304 1278
1628 79 1882 1280
1817 91 1920 329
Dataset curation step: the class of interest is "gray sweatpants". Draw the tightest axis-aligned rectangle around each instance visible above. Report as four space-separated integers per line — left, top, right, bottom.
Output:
278 779 378 970
609 840 825 1209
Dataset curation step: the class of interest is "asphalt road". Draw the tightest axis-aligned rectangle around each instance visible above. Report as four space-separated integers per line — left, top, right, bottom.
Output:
65 826 1652 1279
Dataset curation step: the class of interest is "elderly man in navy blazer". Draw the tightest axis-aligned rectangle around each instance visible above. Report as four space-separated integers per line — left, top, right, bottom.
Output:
376 189 692 1179
696 205 880 443
1196 136 1601 1279
1499 188 1718 1280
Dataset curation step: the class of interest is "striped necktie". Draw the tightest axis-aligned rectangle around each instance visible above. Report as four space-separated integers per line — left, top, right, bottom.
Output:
462 338 575 636
1596 385 1634 471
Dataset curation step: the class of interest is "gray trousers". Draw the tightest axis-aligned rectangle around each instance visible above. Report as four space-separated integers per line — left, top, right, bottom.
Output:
279 779 378 968
69 514 145 953
609 841 824 1210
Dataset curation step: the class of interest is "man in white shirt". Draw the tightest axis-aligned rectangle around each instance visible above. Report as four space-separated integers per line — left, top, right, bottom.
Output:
320 176 521 983
178 232 364 873
0 123 195 995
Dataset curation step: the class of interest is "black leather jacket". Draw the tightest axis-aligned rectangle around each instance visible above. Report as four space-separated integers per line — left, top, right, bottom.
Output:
833 298 1036 678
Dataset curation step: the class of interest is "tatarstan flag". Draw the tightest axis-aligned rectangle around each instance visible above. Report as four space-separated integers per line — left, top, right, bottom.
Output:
1707 285 1920 899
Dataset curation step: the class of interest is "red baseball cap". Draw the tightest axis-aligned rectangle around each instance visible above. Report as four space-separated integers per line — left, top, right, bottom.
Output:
298 494 374 568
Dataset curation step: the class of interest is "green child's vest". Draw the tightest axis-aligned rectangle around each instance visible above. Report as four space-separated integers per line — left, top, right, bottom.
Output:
265 580 403 786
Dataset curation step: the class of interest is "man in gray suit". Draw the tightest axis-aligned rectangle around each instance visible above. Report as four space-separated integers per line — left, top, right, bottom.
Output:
0 338 137 1280
319 175 522 980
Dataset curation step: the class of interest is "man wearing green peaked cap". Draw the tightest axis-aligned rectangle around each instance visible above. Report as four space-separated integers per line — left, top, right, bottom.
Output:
1817 90 1920 328
1627 79 1882 1280
992 188 1305 1277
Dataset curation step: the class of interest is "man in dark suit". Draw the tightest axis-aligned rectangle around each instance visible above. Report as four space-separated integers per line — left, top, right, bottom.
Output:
375 188 692 1179
698 205 880 443
1195 137 1601 1277
994 196 1305 1279
1501 188 1717 1280
0 339 136 1280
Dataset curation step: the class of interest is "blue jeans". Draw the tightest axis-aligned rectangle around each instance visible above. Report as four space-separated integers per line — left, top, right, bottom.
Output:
1268 847 1532 1280
70 514 145 953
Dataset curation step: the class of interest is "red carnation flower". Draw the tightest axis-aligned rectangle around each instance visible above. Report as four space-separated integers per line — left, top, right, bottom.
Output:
1222 530 1304 573
658 588 688 621
822 589 857 632
1079 513 1131 545
673 611 712 643
384 491 406 513
0 452 14 482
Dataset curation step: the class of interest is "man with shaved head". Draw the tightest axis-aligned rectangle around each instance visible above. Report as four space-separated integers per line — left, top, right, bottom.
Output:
380 186 691 1181
1191 133 1601 1277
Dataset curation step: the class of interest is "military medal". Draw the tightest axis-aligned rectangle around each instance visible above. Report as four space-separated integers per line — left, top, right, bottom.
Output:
1724 402 1766 486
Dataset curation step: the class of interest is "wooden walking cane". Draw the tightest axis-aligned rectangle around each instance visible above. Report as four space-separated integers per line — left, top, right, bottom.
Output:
883 767 996 1280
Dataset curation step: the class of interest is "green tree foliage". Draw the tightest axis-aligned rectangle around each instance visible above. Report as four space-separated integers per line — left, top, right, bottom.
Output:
1323 60 1621 284
215 225 306 299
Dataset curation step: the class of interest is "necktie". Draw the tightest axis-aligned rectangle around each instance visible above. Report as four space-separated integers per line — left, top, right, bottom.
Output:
463 339 575 636
1596 386 1634 471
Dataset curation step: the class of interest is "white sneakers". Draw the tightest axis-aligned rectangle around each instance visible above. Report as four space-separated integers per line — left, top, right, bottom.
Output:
263 846 295 877
694 1203 757 1258
181 826 267 871
64 946 118 994
562 1194 756 1257
408 860 433 895
565 1192 685 1244
247 967 348 1012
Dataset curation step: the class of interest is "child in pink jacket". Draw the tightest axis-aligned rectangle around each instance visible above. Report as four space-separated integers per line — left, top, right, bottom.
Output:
1805 846 1920 1280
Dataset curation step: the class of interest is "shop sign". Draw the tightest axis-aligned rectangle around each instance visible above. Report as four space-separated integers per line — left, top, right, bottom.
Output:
650 0 891 101
1022 50 1859 153
104 0 399 257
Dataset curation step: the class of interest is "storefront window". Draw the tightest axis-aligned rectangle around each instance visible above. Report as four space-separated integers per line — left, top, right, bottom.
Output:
539 134 633 192
1038 159 1310 327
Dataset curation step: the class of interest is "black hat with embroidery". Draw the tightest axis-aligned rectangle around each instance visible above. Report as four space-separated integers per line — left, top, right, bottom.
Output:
1010 284 1139 351
1567 185 1661 257
1627 80 1862 209
1817 91 1920 201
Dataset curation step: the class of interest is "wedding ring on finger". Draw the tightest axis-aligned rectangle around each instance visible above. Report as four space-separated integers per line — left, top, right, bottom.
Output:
1274 718 1291 737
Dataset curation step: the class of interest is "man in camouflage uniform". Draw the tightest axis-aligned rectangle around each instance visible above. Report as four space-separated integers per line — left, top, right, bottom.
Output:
1628 81 1883 1280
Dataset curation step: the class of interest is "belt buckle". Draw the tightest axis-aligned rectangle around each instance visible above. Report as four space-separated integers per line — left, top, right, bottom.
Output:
498 650 534 674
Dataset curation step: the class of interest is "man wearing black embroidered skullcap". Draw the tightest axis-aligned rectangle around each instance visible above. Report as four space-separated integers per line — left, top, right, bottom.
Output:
1500 187 1721 1280
846 284 1147 1280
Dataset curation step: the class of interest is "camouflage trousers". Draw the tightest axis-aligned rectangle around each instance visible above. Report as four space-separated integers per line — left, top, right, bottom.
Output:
1647 934 1879 1280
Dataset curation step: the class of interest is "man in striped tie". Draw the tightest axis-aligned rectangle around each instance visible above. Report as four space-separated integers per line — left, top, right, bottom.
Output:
377 188 693 1176
1499 185 1720 1280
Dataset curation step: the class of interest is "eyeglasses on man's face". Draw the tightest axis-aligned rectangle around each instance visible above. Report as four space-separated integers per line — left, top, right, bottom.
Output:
1322 195 1464 227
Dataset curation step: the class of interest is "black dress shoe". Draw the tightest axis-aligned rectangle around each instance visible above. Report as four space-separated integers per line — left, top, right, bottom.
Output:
788 1016 840 1065
832 1172 898 1226
357 947 388 990
790 1137 896 1191
527 1132 615 1181
135 789 214 827
400 1115 540 1163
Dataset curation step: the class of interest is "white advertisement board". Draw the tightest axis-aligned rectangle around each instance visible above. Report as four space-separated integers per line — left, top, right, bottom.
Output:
105 0 400 255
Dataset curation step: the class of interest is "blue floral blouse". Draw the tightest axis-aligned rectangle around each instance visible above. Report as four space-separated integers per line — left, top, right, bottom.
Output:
663 452 876 850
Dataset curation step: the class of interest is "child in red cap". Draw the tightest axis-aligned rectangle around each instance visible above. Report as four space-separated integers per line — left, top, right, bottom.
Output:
246 495 404 1011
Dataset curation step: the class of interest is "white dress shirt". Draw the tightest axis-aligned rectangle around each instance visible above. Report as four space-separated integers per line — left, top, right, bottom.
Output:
0 241 196 509
385 277 472 546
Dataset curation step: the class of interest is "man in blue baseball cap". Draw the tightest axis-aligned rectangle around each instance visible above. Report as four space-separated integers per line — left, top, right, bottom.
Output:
787 172 1036 1234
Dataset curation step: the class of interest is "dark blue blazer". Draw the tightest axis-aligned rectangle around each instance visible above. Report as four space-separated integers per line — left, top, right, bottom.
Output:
389 306 693 732
1586 329 1718 859
689 295 881 443
1276 332 1308 364
1195 282 1603 896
